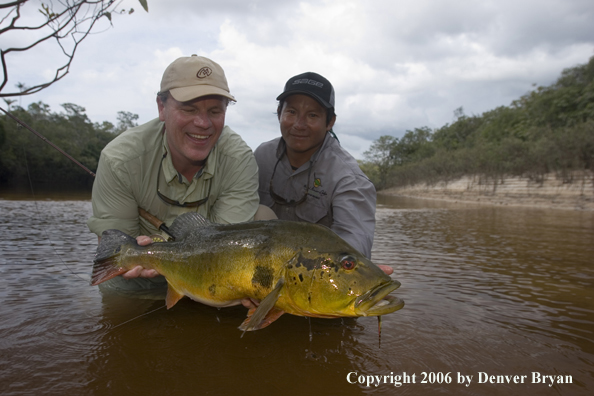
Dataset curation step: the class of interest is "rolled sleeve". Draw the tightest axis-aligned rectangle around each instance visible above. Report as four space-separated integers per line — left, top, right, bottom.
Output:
209 149 259 224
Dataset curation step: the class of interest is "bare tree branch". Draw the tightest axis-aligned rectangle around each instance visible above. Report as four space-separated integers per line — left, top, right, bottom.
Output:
0 1 28 10
0 0 147 98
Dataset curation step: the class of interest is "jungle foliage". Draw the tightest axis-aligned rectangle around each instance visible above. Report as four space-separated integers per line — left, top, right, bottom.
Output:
0 102 137 190
362 56 594 190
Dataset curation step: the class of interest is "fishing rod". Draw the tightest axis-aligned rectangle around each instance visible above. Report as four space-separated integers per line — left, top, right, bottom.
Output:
0 106 174 239
1 106 96 177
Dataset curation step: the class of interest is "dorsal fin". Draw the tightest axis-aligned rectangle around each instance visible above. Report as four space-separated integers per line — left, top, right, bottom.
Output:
168 212 211 240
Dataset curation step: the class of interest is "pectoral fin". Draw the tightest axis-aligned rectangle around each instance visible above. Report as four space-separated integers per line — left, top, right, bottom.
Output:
239 278 285 333
241 307 285 332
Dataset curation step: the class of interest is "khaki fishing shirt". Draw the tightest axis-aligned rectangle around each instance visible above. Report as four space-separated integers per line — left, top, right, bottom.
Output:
88 118 259 238
254 133 376 258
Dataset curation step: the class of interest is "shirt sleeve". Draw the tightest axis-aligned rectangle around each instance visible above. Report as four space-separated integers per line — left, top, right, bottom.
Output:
254 141 275 207
330 173 377 258
208 145 260 225
87 153 140 237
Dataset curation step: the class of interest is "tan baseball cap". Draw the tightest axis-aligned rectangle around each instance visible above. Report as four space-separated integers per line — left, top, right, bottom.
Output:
160 55 236 102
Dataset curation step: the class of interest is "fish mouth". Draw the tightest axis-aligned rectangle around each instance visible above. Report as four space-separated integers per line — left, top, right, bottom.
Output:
354 280 404 316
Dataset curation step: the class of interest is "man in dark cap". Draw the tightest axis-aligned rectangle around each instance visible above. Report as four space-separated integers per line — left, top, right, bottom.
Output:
255 72 377 259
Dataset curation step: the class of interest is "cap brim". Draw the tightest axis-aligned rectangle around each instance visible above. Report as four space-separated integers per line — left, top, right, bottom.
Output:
276 90 332 109
170 86 236 102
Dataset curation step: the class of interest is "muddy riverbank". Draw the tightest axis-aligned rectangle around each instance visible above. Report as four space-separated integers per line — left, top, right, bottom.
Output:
381 172 594 211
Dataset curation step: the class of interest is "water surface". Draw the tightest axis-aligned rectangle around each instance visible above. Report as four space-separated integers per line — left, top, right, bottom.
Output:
0 195 592 395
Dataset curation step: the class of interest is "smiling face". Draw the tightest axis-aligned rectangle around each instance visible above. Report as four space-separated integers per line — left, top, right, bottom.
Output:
279 94 336 168
158 94 227 179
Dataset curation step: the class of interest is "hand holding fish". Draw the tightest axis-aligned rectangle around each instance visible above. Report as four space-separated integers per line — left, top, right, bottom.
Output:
121 236 160 279
378 265 393 276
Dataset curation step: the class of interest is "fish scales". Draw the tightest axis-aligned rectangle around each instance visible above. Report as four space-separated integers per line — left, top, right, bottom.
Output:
92 213 404 331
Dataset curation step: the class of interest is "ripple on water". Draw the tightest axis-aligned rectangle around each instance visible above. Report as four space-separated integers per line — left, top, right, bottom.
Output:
1 198 594 395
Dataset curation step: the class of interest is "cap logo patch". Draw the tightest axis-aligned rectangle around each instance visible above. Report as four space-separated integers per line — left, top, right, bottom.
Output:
292 78 323 88
197 67 212 79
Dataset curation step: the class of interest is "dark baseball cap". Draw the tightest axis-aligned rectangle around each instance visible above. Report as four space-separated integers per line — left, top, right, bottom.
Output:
276 72 335 110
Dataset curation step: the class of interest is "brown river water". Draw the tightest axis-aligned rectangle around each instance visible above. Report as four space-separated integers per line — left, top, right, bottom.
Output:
0 194 593 395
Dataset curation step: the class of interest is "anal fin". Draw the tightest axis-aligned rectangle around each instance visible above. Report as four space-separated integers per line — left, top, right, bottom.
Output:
165 285 184 309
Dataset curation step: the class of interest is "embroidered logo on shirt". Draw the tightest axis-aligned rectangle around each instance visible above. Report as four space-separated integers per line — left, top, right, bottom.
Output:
307 174 326 199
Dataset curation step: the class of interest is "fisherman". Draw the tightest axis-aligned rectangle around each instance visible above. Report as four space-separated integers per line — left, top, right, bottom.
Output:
254 72 377 259
88 55 263 291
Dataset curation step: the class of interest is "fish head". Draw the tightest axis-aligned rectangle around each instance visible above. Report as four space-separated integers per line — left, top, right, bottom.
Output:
284 249 404 318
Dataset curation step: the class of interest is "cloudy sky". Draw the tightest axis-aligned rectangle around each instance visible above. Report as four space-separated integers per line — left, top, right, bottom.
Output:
3 0 594 159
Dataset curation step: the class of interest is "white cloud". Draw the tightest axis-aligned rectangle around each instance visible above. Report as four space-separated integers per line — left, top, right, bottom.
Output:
4 0 594 158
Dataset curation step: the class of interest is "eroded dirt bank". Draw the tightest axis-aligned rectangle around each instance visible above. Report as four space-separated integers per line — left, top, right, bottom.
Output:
381 172 594 211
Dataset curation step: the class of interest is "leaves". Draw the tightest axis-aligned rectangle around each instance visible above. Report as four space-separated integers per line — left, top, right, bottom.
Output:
0 102 135 189
138 0 149 12
361 56 594 189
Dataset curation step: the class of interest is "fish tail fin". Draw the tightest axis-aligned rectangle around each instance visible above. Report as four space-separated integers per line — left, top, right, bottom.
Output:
91 229 138 286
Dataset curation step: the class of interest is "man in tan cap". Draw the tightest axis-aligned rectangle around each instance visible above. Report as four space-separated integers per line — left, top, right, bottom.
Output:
88 55 259 292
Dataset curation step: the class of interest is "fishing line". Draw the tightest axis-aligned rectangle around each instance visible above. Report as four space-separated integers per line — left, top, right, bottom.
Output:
110 305 167 330
22 145 88 283
378 315 382 349
4 107 172 330
23 148 168 329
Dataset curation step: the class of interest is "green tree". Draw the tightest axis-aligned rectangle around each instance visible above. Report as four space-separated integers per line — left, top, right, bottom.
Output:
363 135 398 188
364 56 594 190
392 127 434 165
0 101 130 190
115 111 139 134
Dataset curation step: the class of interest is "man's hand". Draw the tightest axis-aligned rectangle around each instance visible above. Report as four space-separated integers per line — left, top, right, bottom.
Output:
378 265 393 275
121 235 160 279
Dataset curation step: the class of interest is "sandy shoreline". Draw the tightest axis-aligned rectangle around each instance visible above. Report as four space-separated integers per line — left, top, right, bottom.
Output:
380 172 594 211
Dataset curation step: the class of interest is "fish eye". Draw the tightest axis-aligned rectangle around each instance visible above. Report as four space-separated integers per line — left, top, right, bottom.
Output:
341 256 357 270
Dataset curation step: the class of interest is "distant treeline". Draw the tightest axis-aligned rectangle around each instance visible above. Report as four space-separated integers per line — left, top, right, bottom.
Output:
3 57 593 192
361 56 594 190
0 102 138 190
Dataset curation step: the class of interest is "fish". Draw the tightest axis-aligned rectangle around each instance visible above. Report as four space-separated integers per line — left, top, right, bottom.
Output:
91 212 404 332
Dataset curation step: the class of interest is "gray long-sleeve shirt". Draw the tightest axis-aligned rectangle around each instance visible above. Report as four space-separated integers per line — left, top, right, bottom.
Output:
255 133 376 258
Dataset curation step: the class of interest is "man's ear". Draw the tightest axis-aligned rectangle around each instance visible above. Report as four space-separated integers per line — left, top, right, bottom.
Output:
327 114 336 131
157 97 166 121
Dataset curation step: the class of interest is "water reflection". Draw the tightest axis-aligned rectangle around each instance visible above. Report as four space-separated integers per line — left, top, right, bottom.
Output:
0 195 593 395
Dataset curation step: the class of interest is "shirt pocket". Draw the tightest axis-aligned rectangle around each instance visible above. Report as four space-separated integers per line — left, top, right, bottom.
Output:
295 195 331 224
